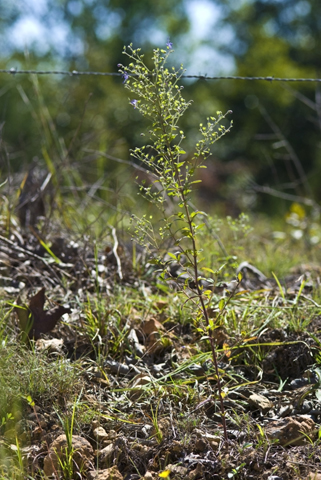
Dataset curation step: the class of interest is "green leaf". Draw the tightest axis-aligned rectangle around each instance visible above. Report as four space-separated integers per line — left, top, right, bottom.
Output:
190 210 207 219
149 258 162 265
272 272 286 301
202 267 215 273
184 262 193 268
21 395 35 407
195 223 205 230
203 290 212 297
219 299 225 311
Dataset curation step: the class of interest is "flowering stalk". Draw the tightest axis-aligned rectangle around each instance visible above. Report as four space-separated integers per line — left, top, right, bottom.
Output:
118 43 233 441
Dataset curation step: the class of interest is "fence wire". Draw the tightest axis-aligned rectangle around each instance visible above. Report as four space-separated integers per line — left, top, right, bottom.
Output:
1 68 321 83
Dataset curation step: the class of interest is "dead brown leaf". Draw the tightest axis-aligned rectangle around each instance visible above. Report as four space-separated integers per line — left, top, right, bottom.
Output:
15 287 71 340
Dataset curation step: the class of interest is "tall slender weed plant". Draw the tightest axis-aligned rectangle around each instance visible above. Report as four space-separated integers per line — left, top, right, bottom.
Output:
118 43 234 440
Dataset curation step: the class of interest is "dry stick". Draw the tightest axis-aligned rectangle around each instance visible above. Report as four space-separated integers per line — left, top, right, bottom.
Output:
87 151 228 257
79 175 107 210
0 234 63 287
64 93 93 165
85 149 176 213
110 226 123 280
83 149 155 176
282 83 317 111
285 70 321 133
48 93 94 221
187 199 228 257
315 83 321 133
251 184 321 212
259 104 313 198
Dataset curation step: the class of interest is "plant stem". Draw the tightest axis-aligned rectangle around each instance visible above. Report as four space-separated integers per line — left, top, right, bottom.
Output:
181 188 228 442
155 77 228 438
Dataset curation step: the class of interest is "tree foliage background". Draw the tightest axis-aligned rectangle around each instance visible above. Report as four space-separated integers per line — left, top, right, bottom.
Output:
1 0 320 217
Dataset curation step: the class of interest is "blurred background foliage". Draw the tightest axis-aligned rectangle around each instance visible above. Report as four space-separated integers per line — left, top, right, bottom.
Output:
1 0 321 219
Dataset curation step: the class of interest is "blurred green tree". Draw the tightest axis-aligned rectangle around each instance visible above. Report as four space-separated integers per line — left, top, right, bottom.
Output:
0 0 191 222
207 0 321 212
1 0 321 217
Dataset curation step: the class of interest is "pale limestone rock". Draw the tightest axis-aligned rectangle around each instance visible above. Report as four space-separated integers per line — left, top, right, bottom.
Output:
249 393 273 413
36 338 64 354
93 426 108 442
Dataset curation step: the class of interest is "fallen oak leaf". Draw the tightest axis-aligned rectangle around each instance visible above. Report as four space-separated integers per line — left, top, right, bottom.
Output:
15 288 71 340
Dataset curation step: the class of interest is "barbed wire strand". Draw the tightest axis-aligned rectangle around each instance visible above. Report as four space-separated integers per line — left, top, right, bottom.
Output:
1 68 321 82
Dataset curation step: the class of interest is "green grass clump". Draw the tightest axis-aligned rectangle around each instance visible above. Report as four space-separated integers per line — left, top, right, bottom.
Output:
0 343 81 430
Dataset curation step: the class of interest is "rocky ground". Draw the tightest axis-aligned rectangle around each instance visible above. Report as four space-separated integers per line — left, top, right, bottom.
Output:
1 213 321 480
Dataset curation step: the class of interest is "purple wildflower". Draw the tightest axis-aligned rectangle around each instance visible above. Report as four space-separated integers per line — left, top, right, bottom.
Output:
122 72 129 83
166 39 173 49
130 99 138 109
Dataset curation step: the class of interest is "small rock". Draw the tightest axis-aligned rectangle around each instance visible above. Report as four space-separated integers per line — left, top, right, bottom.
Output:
43 434 93 476
193 428 220 449
266 415 315 446
194 438 207 452
141 424 153 438
150 418 171 438
98 442 115 468
300 400 312 414
87 466 123 480
93 427 108 443
166 464 188 476
289 377 314 390
249 393 273 413
143 472 155 480
306 473 321 480
203 432 220 450
36 338 64 354
279 405 293 417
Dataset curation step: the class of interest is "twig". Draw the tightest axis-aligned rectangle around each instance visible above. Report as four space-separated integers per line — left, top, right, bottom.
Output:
65 93 93 162
83 149 158 177
187 199 228 257
85 149 175 211
259 104 313 198
251 184 321 211
282 84 317 111
110 226 123 280
0 234 63 286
